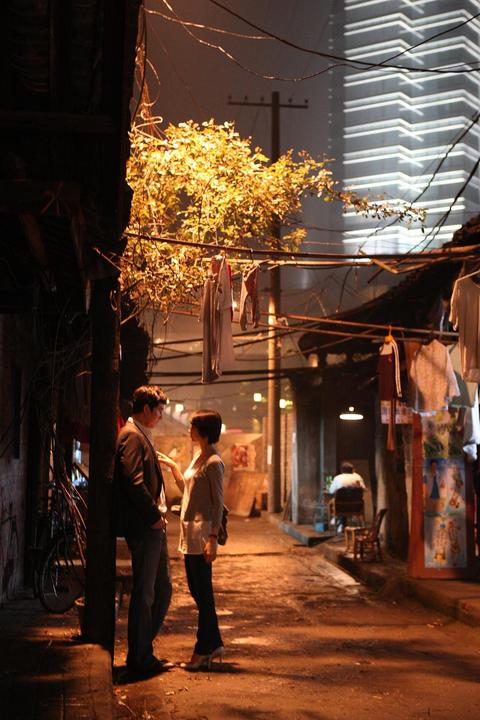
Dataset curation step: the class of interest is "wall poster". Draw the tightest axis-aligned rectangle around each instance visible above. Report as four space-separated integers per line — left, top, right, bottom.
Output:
409 409 475 579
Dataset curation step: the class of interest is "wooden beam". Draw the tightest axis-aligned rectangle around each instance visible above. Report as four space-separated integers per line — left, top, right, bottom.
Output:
0 291 32 313
84 277 120 653
0 110 116 134
0 180 81 215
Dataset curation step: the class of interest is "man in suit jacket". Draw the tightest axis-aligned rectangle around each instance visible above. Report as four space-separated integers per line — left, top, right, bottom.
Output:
114 385 172 676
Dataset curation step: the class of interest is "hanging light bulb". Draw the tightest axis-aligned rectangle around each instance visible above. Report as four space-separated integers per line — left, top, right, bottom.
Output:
339 406 364 421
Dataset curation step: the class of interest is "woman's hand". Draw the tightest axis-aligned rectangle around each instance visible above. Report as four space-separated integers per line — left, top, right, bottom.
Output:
157 451 185 490
204 535 218 563
156 451 178 470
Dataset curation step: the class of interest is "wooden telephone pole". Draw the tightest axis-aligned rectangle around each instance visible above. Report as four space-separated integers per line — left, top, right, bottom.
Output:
227 92 308 512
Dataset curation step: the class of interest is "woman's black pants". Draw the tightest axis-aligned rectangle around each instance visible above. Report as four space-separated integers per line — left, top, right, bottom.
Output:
184 553 223 655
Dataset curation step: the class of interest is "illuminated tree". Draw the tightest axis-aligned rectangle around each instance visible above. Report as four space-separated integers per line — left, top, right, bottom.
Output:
124 119 424 311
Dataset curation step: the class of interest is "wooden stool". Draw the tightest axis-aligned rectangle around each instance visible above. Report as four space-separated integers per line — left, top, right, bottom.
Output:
345 526 365 553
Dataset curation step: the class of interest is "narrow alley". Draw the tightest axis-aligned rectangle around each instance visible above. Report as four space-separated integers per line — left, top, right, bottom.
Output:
113 516 480 720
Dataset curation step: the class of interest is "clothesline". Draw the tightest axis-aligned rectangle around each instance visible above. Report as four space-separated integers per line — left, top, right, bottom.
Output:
200 257 440 271
256 320 454 345
262 311 459 340
124 231 480 264
170 304 458 343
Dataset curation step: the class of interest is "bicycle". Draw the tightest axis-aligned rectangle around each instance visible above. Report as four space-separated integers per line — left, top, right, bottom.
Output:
0 502 19 604
37 463 87 613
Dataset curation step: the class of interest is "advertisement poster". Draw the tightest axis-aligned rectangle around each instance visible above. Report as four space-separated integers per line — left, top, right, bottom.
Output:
421 411 466 569
231 443 256 471
380 401 413 425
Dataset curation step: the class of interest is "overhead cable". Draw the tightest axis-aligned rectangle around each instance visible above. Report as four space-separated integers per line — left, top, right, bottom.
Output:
158 0 345 82
206 0 480 75
362 111 480 255
124 231 480 262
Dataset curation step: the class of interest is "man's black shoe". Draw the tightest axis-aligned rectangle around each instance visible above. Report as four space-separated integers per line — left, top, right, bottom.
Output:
127 658 174 678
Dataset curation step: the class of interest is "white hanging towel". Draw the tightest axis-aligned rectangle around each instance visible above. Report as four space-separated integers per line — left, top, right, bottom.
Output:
409 339 459 414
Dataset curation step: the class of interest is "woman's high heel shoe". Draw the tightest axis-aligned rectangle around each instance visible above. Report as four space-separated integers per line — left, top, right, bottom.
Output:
181 646 224 671
206 646 224 669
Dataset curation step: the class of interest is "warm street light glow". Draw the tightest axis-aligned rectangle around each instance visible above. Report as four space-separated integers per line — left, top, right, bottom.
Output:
253 392 263 402
175 403 184 413
221 423 226 434
279 398 287 409
339 406 364 421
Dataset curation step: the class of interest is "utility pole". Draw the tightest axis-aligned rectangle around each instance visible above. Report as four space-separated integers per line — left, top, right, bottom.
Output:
228 92 308 513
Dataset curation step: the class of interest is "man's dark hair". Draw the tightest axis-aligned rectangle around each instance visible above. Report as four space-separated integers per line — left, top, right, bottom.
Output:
132 385 167 413
190 409 222 444
340 461 354 474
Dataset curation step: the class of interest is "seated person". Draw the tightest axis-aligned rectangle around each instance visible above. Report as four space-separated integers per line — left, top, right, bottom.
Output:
330 461 366 495
328 461 366 530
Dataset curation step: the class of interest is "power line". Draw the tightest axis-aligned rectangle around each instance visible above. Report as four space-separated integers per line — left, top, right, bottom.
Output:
419 155 480 251
172 300 459 342
124 231 480 263
360 111 480 254
379 11 480 65
207 0 480 75
159 375 290 387
146 5 274 40
158 0 344 82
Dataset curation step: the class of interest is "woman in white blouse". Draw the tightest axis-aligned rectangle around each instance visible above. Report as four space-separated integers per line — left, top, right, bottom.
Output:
157 410 224 670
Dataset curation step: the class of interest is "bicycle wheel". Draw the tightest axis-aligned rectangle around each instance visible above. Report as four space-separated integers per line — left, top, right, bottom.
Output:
38 536 84 613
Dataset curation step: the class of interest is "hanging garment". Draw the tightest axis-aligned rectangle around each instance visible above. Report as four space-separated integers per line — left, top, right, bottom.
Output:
408 339 459 414
378 338 402 451
403 340 422 409
239 264 260 330
378 340 402 401
463 388 480 462
449 344 477 408
449 276 480 382
200 256 235 383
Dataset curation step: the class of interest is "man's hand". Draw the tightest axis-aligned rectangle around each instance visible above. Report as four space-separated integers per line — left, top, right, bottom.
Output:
151 515 167 530
203 536 218 563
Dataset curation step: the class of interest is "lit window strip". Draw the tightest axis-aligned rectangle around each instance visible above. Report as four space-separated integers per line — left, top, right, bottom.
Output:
345 11 475 38
339 0 480 253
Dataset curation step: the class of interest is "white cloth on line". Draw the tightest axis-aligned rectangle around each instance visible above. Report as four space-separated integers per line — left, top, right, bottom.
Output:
408 339 460 414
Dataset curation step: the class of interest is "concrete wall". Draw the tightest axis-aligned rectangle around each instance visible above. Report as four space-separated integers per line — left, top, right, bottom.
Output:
0 314 33 604
291 375 322 524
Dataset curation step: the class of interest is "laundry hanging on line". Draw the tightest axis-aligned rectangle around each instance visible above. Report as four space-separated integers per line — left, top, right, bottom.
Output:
378 331 402 451
239 263 260 330
408 339 459 415
449 273 480 382
199 255 235 383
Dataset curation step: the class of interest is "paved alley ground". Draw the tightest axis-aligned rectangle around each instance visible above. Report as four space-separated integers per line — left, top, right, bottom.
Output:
113 516 480 720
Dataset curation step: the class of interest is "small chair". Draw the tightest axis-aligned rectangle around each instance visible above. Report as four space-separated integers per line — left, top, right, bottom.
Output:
351 508 388 562
329 486 365 533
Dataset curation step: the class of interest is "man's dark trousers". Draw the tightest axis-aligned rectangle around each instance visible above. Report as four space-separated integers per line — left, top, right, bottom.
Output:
126 527 172 669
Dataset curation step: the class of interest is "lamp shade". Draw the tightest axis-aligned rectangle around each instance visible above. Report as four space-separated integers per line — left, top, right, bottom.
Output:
339 406 364 421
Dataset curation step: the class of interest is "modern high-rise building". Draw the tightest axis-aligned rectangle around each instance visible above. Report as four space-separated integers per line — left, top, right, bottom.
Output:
329 0 480 254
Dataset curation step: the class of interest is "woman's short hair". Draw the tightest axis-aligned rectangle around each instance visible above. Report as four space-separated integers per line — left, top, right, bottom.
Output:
190 410 222 444
132 385 167 413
